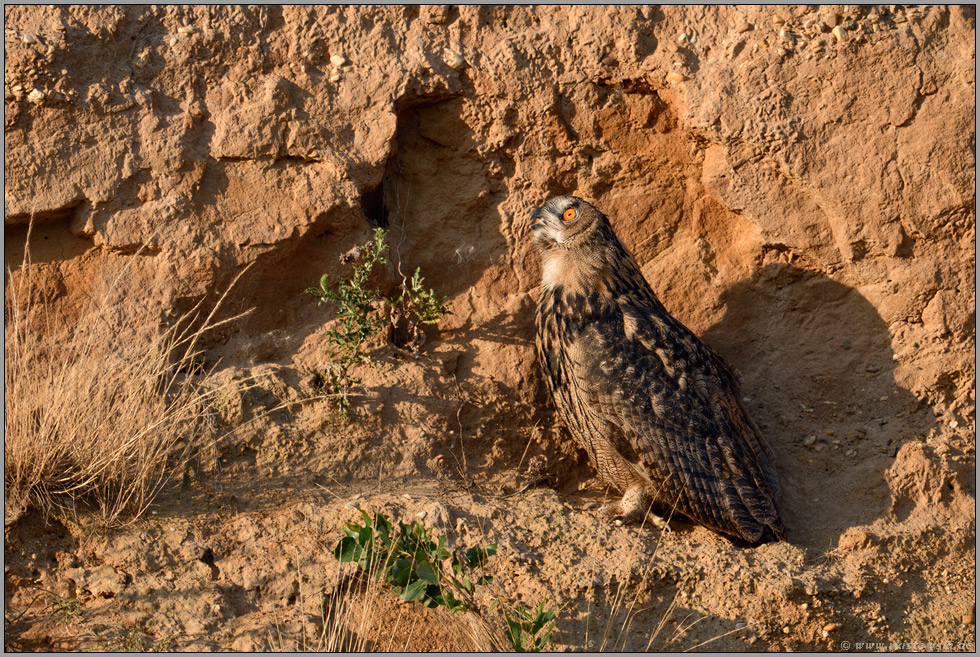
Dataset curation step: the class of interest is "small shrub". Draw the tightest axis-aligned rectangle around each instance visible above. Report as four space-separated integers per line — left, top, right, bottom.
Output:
334 509 555 652
388 266 453 353
305 229 390 418
49 595 81 625
503 601 556 652
306 229 451 418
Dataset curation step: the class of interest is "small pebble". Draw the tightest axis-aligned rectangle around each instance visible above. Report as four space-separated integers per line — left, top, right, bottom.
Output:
177 25 197 35
736 621 746 629
443 47 466 70
963 614 975 626
823 622 838 632
842 339 852 349
27 88 46 105
736 21 753 33
169 36 178 46
803 435 816 447
22 33 37 44
772 14 786 25
949 420 959 429
832 25 847 42
163 570 175 581
782 624 791 634
415 511 427 519
344 499 360 509
330 54 347 67
825 13 841 27
600 55 618 67
666 71 687 83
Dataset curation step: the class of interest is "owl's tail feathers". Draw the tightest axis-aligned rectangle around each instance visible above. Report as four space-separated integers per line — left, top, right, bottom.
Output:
720 445 786 545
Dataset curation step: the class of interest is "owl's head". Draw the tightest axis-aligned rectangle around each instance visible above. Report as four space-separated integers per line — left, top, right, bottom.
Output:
529 195 606 246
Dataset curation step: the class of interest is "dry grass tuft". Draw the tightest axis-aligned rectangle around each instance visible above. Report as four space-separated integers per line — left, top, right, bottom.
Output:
4 233 248 528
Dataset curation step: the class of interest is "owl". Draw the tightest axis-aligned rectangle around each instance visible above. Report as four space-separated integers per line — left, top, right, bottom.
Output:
531 195 784 544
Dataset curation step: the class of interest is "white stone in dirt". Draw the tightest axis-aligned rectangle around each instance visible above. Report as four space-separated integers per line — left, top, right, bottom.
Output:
443 47 466 70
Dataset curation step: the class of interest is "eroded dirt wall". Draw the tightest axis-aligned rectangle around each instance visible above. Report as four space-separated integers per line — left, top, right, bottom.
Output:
4 4 976 652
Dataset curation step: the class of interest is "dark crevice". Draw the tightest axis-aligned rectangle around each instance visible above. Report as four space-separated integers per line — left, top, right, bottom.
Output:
360 176 389 228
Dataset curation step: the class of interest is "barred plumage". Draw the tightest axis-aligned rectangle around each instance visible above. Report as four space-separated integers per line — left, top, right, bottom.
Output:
531 195 784 544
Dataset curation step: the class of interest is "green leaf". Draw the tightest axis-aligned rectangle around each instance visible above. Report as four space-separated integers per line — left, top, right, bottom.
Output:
416 562 439 585
335 537 359 563
390 558 412 586
400 579 427 602
465 544 496 568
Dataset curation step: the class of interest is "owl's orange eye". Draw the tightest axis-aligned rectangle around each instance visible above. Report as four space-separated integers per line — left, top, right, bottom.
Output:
562 208 577 222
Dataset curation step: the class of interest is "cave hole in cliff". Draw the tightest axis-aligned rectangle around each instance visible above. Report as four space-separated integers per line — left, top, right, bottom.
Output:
359 179 389 228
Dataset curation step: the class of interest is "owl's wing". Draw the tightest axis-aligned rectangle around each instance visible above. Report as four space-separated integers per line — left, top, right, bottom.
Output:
571 301 784 543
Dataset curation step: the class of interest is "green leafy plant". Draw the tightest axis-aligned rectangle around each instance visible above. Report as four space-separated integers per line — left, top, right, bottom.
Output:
306 229 451 418
49 595 81 625
334 509 494 611
388 267 453 353
503 601 556 652
305 229 390 418
333 508 555 652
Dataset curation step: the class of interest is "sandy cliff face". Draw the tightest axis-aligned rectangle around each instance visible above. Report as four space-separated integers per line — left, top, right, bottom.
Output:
4 5 975 651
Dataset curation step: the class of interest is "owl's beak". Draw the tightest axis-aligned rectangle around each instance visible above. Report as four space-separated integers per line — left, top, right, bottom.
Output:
529 206 561 234
529 206 544 230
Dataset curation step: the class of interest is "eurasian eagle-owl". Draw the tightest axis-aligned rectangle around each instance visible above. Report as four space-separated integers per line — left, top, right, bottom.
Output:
531 195 784 544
